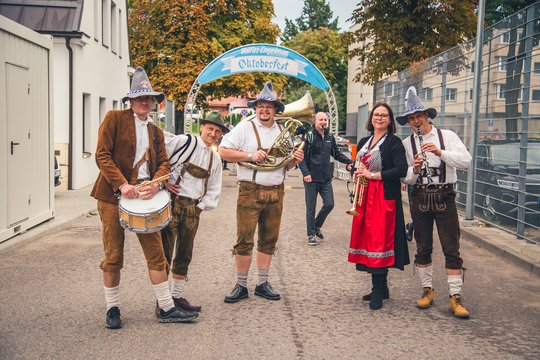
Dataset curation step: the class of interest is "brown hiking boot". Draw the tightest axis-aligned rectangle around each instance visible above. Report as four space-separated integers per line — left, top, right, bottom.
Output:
174 297 202 312
417 287 435 309
449 294 470 318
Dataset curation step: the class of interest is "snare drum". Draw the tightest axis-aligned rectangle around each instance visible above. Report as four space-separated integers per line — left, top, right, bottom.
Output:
118 190 172 233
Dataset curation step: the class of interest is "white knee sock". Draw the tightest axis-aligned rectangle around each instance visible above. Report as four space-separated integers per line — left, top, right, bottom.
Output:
153 281 175 311
447 274 463 296
171 278 186 299
418 266 433 288
104 286 120 310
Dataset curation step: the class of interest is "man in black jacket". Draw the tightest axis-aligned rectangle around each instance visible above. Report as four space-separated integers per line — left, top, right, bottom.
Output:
299 112 354 246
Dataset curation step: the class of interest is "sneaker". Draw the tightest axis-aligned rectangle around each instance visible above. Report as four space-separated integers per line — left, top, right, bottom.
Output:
449 294 470 318
158 307 198 323
307 235 317 246
174 297 202 312
105 306 122 329
417 287 435 309
314 227 324 240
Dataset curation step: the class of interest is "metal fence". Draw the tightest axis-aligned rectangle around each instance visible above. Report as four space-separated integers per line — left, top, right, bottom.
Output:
372 2 540 244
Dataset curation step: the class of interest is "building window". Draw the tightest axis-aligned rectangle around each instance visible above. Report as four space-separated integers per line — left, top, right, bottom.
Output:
99 97 107 124
418 88 433 101
119 8 123 57
496 84 522 101
534 62 540 74
111 2 117 53
83 93 92 154
102 0 110 48
532 90 540 101
113 100 118 109
446 88 457 101
94 0 99 41
383 82 397 97
496 56 507 71
501 29 524 44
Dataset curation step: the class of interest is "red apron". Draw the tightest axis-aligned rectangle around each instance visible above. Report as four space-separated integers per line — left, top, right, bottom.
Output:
348 180 396 268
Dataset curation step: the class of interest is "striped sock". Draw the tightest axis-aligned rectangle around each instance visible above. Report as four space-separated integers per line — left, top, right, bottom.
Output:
236 272 248 288
152 281 175 311
257 268 269 286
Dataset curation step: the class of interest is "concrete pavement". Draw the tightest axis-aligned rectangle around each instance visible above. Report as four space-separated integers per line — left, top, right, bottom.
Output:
0 168 539 359
2 168 538 276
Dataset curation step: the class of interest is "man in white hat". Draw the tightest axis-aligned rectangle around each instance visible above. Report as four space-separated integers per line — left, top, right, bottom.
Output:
218 81 304 303
91 66 198 328
397 86 472 318
160 111 228 313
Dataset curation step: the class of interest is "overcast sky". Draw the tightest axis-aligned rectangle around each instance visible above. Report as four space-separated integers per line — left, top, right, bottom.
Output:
272 0 358 32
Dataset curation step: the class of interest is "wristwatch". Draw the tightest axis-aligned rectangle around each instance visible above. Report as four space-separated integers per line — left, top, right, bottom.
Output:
371 172 375 179
247 152 253 161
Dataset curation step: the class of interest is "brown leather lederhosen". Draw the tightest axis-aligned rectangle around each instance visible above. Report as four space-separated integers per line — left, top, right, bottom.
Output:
409 128 463 269
161 150 214 275
232 120 286 256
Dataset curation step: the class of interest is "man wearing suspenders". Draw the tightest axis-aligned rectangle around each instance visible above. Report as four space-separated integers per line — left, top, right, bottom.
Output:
161 111 227 313
398 87 472 318
219 81 304 303
91 67 197 328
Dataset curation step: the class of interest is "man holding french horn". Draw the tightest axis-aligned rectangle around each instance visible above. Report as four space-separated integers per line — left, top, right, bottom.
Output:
398 86 472 318
91 67 198 329
218 81 304 303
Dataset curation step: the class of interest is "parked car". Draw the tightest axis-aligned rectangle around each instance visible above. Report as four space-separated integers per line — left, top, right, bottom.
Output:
474 139 540 226
54 156 61 187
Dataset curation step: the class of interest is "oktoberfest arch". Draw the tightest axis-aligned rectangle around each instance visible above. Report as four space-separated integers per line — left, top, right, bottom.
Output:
184 44 339 135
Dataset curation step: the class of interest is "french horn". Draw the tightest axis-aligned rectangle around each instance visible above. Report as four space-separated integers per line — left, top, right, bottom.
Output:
238 92 315 171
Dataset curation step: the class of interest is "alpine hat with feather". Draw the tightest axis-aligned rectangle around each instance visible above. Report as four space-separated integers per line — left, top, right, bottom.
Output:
396 86 437 126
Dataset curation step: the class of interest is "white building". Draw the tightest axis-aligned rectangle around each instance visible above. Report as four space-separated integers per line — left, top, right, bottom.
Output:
0 0 132 189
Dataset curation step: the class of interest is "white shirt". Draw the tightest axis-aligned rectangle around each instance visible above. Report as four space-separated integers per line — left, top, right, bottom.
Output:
167 135 222 211
402 126 472 185
219 117 287 186
133 114 150 180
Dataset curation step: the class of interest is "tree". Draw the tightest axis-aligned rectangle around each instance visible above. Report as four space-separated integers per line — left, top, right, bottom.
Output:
280 0 339 42
348 0 477 84
483 0 537 25
129 0 283 111
283 27 348 129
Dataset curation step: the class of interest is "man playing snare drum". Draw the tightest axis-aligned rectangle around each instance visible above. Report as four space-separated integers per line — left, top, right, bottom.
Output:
160 111 227 313
91 67 198 329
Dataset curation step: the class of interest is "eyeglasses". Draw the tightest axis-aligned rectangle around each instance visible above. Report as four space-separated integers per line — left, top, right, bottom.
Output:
373 113 389 119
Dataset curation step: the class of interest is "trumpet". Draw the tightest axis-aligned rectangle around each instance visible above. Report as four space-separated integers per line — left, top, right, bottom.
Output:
346 160 368 216
416 126 434 185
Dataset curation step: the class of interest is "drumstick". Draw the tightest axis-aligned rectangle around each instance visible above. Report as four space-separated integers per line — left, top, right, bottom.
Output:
136 173 171 190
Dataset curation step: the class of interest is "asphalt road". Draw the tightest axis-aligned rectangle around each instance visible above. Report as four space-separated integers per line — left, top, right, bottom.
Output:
1 169 539 359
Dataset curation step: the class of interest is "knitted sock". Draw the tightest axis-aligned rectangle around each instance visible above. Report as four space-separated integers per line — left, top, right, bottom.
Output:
447 274 463 296
236 272 248 288
171 278 186 299
104 286 120 311
152 281 175 311
257 268 269 286
418 265 433 288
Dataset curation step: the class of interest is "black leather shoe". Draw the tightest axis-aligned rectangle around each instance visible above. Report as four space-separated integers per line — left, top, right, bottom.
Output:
106 306 122 329
362 287 390 301
254 282 281 300
406 223 414 242
174 297 202 312
224 284 248 303
369 290 383 310
158 307 198 323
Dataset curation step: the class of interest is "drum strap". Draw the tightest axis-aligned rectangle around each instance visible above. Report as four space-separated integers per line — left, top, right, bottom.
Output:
130 148 150 185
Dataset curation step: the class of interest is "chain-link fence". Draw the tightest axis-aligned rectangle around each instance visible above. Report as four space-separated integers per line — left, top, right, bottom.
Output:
371 2 540 244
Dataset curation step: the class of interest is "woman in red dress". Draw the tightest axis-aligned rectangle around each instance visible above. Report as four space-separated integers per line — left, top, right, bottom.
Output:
348 103 409 310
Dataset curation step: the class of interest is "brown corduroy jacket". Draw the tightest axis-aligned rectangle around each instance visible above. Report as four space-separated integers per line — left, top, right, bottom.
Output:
90 109 170 204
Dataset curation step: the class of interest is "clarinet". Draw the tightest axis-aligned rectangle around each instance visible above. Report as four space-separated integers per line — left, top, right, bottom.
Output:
416 126 434 185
